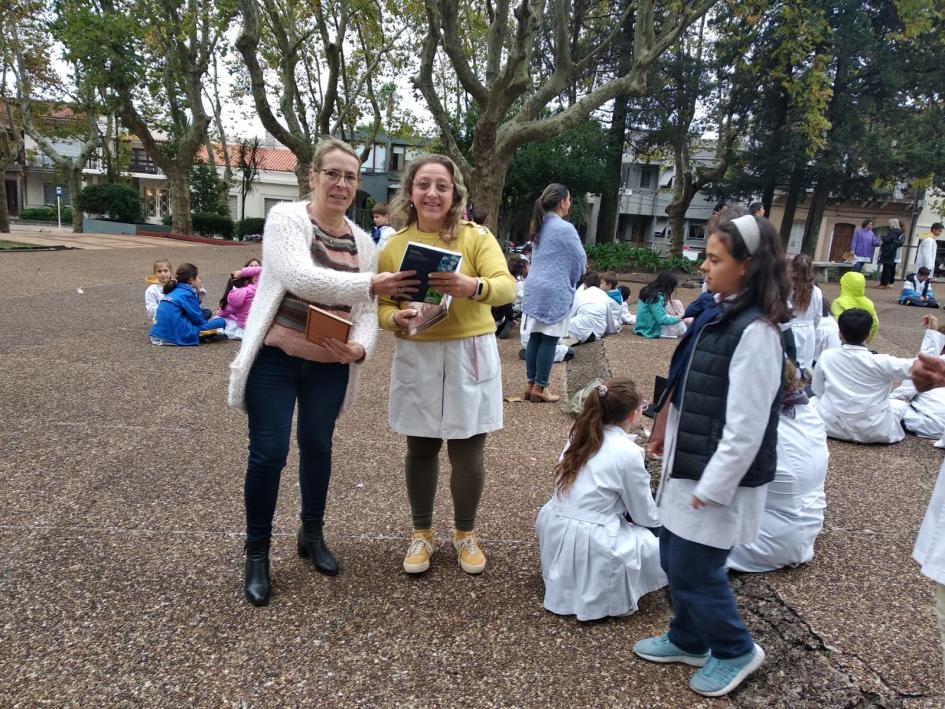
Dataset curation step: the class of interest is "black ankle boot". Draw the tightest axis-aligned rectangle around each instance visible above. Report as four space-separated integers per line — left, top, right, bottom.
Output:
244 539 271 606
297 519 339 576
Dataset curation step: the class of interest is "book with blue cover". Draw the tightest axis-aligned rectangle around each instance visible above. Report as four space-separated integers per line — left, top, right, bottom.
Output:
395 241 464 335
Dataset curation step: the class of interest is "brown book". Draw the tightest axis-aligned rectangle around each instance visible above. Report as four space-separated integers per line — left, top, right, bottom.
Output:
305 305 352 346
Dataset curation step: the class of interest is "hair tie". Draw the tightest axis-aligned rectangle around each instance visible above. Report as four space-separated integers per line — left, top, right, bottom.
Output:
597 384 608 398
731 215 761 255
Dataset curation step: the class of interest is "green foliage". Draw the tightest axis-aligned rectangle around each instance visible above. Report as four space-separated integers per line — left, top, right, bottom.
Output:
235 217 265 238
192 213 234 238
584 243 697 274
161 214 173 226
19 206 73 222
190 161 228 215
75 183 142 223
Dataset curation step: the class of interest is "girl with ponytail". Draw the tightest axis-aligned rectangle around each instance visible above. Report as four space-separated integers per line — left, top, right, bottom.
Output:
149 263 226 346
535 377 666 621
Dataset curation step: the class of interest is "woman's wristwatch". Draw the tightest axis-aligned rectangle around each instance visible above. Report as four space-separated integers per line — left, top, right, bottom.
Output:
469 278 485 300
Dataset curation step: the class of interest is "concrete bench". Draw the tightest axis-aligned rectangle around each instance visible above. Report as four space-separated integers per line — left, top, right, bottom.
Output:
812 261 856 283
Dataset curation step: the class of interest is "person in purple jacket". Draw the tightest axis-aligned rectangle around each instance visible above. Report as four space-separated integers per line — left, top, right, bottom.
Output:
851 219 879 273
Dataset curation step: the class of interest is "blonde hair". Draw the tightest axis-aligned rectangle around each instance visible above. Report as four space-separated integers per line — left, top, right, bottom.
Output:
311 137 360 171
152 258 172 273
388 154 468 243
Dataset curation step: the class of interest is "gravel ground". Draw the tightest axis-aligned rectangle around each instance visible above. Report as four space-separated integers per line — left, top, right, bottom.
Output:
0 239 942 706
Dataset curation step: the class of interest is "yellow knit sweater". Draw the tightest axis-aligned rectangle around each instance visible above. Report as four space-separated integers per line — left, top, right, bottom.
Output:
378 221 515 341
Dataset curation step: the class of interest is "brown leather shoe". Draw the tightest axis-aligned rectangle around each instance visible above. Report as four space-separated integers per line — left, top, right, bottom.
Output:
523 383 535 400
530 386 560 403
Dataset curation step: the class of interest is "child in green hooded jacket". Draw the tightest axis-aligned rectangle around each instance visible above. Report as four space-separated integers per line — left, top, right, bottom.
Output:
831 271 879 341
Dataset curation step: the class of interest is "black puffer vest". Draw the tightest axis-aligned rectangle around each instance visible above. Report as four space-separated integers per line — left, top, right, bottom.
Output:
669 305 781 487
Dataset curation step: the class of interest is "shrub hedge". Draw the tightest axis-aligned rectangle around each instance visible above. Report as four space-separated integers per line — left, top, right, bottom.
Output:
235 217 265 239
583 242 698 274
191 212 234 238
75 183 142 223
20 206 73 222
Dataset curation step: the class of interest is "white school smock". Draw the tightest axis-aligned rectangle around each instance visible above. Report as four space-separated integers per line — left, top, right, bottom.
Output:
811 345 914 444
145 283 165 323
915 458 945 585
535 427 666 621
915 236 938 275
814 315 841 363
568 286 617 342
889 330 945 439
389 333 503 440
656 319 782 550
728 402 829 572
790 286 823 369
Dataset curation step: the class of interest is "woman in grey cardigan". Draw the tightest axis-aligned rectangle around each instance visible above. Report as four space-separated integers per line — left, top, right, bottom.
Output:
521 184 587 402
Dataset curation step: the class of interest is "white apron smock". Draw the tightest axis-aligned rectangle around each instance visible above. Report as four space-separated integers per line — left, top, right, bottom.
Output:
535 427 666 621
915 459 945 585
790 286 823 369
389 333 503 439
728 403 828 572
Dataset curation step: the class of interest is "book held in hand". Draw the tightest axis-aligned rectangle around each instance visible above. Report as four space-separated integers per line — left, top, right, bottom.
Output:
395 241 464 336
305 305 352 346
395 241 464 304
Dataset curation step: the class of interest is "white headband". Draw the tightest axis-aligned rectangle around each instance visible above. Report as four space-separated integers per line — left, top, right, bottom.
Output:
731 215 761 255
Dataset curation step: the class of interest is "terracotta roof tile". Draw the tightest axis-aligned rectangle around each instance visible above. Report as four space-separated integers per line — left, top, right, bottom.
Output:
197 144 298 173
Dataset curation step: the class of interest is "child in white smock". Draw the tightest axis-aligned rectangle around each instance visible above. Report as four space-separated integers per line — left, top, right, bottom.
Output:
536 378 666 621
889 315 945 439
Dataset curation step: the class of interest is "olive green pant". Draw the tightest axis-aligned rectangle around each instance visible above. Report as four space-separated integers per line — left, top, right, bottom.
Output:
405 434 486 532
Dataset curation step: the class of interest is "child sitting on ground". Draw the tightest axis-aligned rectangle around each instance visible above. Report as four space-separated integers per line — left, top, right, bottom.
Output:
618 285 636 325
145 258 173 323
811 308 914 443
634 271 687 339
149 263 227 346
899 267 940 308
889 314 945 439
535 378 666 621
371 202 397 250
494 254 528 339
216 259 262 340
728 360 829 572
602 272 627 330
813 297 841 366
569 271 621 343
831 271 879 342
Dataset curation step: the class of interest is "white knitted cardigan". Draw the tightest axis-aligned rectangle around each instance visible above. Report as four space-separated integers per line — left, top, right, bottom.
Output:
227 200 379 413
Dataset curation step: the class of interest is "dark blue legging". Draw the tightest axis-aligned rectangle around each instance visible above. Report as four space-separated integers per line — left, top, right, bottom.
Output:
525 332 559 388
243 346 349 541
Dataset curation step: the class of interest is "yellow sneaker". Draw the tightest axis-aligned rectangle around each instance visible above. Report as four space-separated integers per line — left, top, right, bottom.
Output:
453 530 486 574
403 529 434 574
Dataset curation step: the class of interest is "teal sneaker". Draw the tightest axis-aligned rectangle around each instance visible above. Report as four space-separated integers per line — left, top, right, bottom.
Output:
633 633 710 666
689 643 765 697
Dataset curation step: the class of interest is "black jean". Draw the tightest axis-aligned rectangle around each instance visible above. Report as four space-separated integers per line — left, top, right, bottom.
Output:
244 346 349 541
880 263 897 286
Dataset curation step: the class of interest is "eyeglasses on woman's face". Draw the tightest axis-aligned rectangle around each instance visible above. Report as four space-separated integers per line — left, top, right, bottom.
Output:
413 179 454 195
315 168 360 187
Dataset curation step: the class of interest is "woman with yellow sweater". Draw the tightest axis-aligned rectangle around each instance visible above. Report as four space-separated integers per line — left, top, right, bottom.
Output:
378 154 515 576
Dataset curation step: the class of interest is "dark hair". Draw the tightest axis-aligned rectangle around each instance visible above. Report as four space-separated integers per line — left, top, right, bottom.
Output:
933 222 944 231
508 254 528 278
555 378 641 492
710 216 792 324
707 204 747 234
862 218 874 228
790 254 815 312
618 285 631 301
837 308 873 345
371 202 388 216
822 297 831 318
919 266 931 277
749 201 763 214
602 271 619 289
583 270 601 288
522 243 533 254
219 258 260 308
639 271 678 304
528 183 569 243
164 263 199 294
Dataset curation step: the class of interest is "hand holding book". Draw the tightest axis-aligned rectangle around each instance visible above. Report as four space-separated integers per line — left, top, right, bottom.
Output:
371 269 420 298
427 271 479 298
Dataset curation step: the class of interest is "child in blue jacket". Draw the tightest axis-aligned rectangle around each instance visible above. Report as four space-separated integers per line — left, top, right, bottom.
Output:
149 263 226 346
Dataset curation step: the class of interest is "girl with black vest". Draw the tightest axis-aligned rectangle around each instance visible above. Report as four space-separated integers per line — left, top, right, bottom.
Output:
633 215 792 698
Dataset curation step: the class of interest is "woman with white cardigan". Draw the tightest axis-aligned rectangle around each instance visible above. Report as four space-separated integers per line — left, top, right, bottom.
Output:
228 138 417 606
